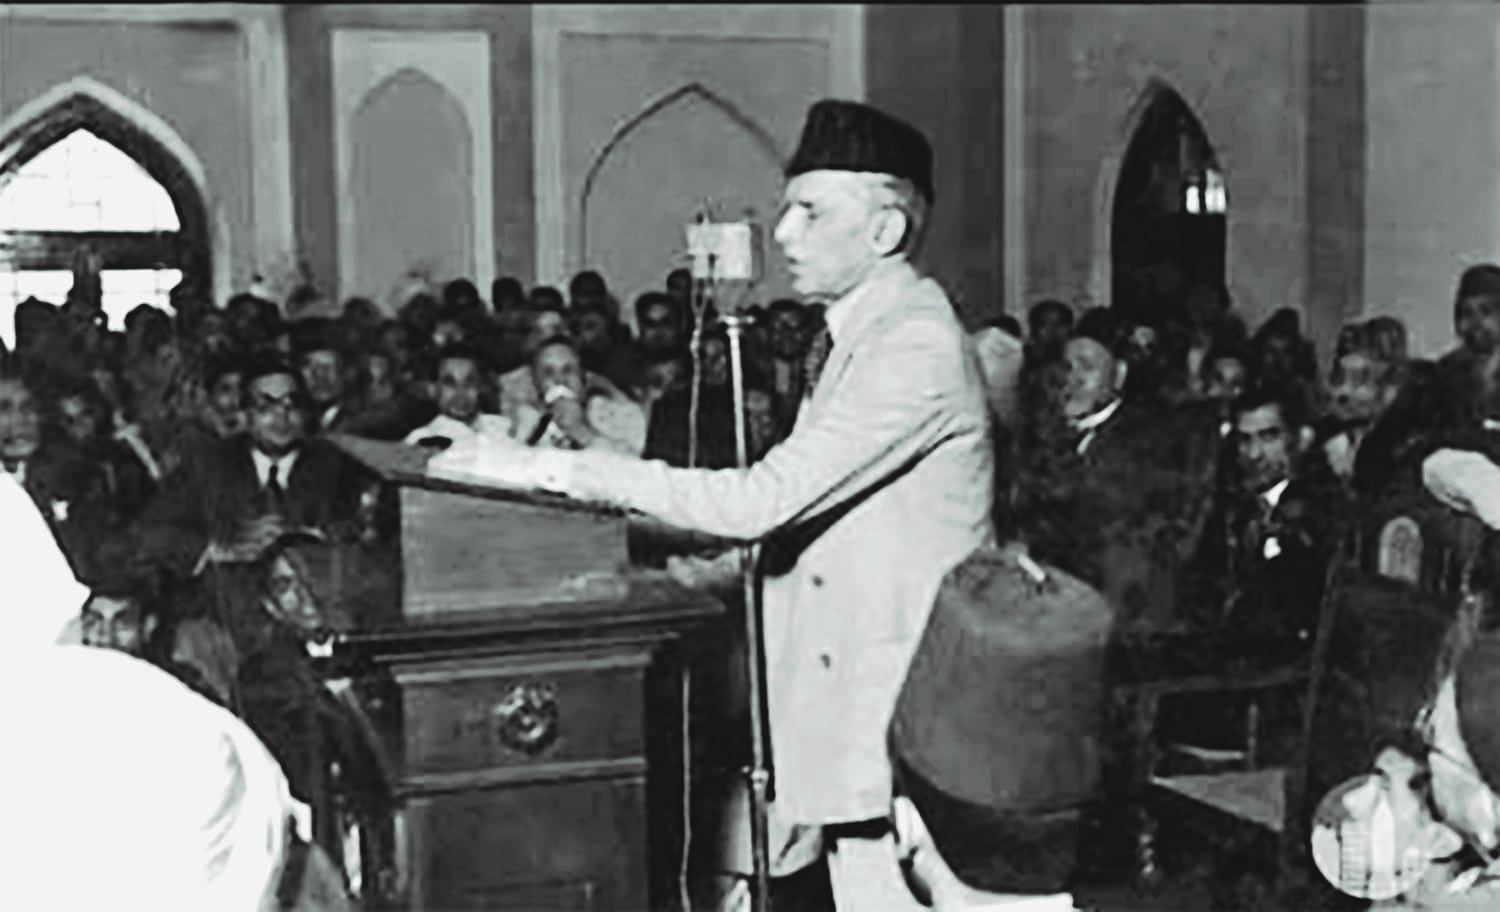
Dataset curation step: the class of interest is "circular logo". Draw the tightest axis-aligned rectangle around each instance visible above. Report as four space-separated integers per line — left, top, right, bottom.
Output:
1311 774 1433 900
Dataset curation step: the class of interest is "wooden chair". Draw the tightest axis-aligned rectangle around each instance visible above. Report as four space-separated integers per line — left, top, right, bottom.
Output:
1112 490 1477 909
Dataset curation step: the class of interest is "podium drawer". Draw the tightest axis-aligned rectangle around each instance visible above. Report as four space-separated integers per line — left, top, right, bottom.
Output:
394 648 652 778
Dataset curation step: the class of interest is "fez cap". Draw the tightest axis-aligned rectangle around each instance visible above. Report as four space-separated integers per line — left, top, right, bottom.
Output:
1070 307 1133 359
785 99 934 204
889 543 1113 894
1456 264 1500 301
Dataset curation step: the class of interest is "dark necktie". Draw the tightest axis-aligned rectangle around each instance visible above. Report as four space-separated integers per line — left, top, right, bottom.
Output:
263 462 288 518
803 326 834 399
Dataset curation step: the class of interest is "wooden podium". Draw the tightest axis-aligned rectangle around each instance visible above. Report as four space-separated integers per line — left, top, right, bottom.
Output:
325 436 725 912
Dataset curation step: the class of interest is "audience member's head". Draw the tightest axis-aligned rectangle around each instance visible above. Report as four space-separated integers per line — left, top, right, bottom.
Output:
766 299 809 361
1455 265 1500 356
398 292 442 338
1230 385 1311 494
1027 299 1074 356
442 278 484 317
1251 309 1311 385
1364 315 1410 366
1183 282 1232 333
745 383 779 460
203 354 247 436
1061 308 1130 420
429 310 469 351
1329 319 1405 426
700 327 731 388
568 270 608 313
666 268 694 311
641 348 691 407
341 296 381 329
242 353 308 457
291 319 346 410
52 376 110 447
433 343 485 426
125 303 173 360
571 300 614 357
635 292 684 357
81 573 158 656
1202 344 1252 404
530 334 586 401
14 297 60 354
355 346 397 407
0 367 43 467
529 285 565 313
491 276 526 313
524 296 570 356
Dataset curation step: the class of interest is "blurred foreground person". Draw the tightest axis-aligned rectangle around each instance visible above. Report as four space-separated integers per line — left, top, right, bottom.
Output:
0 469 90 648
0 646 355 911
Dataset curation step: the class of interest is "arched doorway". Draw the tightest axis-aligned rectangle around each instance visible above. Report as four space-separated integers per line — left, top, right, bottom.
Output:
0 93 211 346
1110 84 1226 329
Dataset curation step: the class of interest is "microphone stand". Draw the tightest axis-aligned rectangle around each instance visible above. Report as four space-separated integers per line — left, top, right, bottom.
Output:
687 256 713 469
722 304 772 912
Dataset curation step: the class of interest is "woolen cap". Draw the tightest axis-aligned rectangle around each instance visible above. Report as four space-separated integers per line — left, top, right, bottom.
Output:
785 99 934 203
889 543 1114 894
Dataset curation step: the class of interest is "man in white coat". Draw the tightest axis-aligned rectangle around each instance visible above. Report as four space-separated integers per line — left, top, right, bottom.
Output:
435 99 993 909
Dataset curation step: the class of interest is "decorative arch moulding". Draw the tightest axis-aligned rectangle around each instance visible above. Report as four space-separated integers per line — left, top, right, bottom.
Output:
329 28 493 306
0 76 224 302
531 4 865 287
578 82 784 261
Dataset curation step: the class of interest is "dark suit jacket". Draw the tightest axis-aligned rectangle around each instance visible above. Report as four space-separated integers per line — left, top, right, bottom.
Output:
17 441 116 582
1013 400 1220 626
131 434 367 579
1187 474 1346 644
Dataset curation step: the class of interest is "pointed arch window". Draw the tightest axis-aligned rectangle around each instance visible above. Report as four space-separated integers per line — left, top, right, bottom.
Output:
0 94 212 345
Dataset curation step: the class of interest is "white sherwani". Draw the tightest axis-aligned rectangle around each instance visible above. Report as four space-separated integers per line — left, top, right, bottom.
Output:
500 258 994 824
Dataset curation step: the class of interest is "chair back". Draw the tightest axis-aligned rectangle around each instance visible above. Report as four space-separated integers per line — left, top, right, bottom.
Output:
1285 501 1490 885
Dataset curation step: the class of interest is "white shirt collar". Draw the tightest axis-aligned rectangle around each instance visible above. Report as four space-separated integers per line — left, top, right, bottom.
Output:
251 448 299 487
320 404 340 429
1262 477 1290 510
1071 397 1122 435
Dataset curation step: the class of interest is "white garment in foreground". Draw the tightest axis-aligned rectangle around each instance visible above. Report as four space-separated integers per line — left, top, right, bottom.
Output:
0 472 90 648
405 412 514 446
1423 449 1500 530
0 646 301 912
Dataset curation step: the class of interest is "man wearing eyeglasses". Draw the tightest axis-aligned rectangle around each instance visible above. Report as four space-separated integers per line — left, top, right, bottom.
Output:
128 353 367 581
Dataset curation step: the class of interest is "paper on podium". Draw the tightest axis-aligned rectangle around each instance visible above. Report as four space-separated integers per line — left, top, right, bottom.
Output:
425 434 552 492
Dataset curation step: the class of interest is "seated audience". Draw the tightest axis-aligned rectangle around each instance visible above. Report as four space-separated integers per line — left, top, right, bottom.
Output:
645 327 743 468
761 299 813 429
1312 318 1408 491
292 319 354 434
0 367 112 580
52 375 156 527
1188 385 1345 646
512 335 646 454
574 298 645 393
130 353 365 582
638 347 691 416
636 290 689 360
666 267 694 315
405 344 511 446
1012 308 1217 628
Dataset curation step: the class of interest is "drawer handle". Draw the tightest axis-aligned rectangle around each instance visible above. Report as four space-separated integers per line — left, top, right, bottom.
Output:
491 682 560 755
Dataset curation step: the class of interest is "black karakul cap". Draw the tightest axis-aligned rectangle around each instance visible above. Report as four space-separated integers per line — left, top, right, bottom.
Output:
785 99 934 203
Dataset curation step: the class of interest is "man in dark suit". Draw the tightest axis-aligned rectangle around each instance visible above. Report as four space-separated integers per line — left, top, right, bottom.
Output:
130 353 367 584
1190 384 1346 648
1012 308 1219 629
0 367 113 581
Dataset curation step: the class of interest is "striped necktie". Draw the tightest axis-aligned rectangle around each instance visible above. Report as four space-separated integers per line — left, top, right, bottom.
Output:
803 326 834 400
